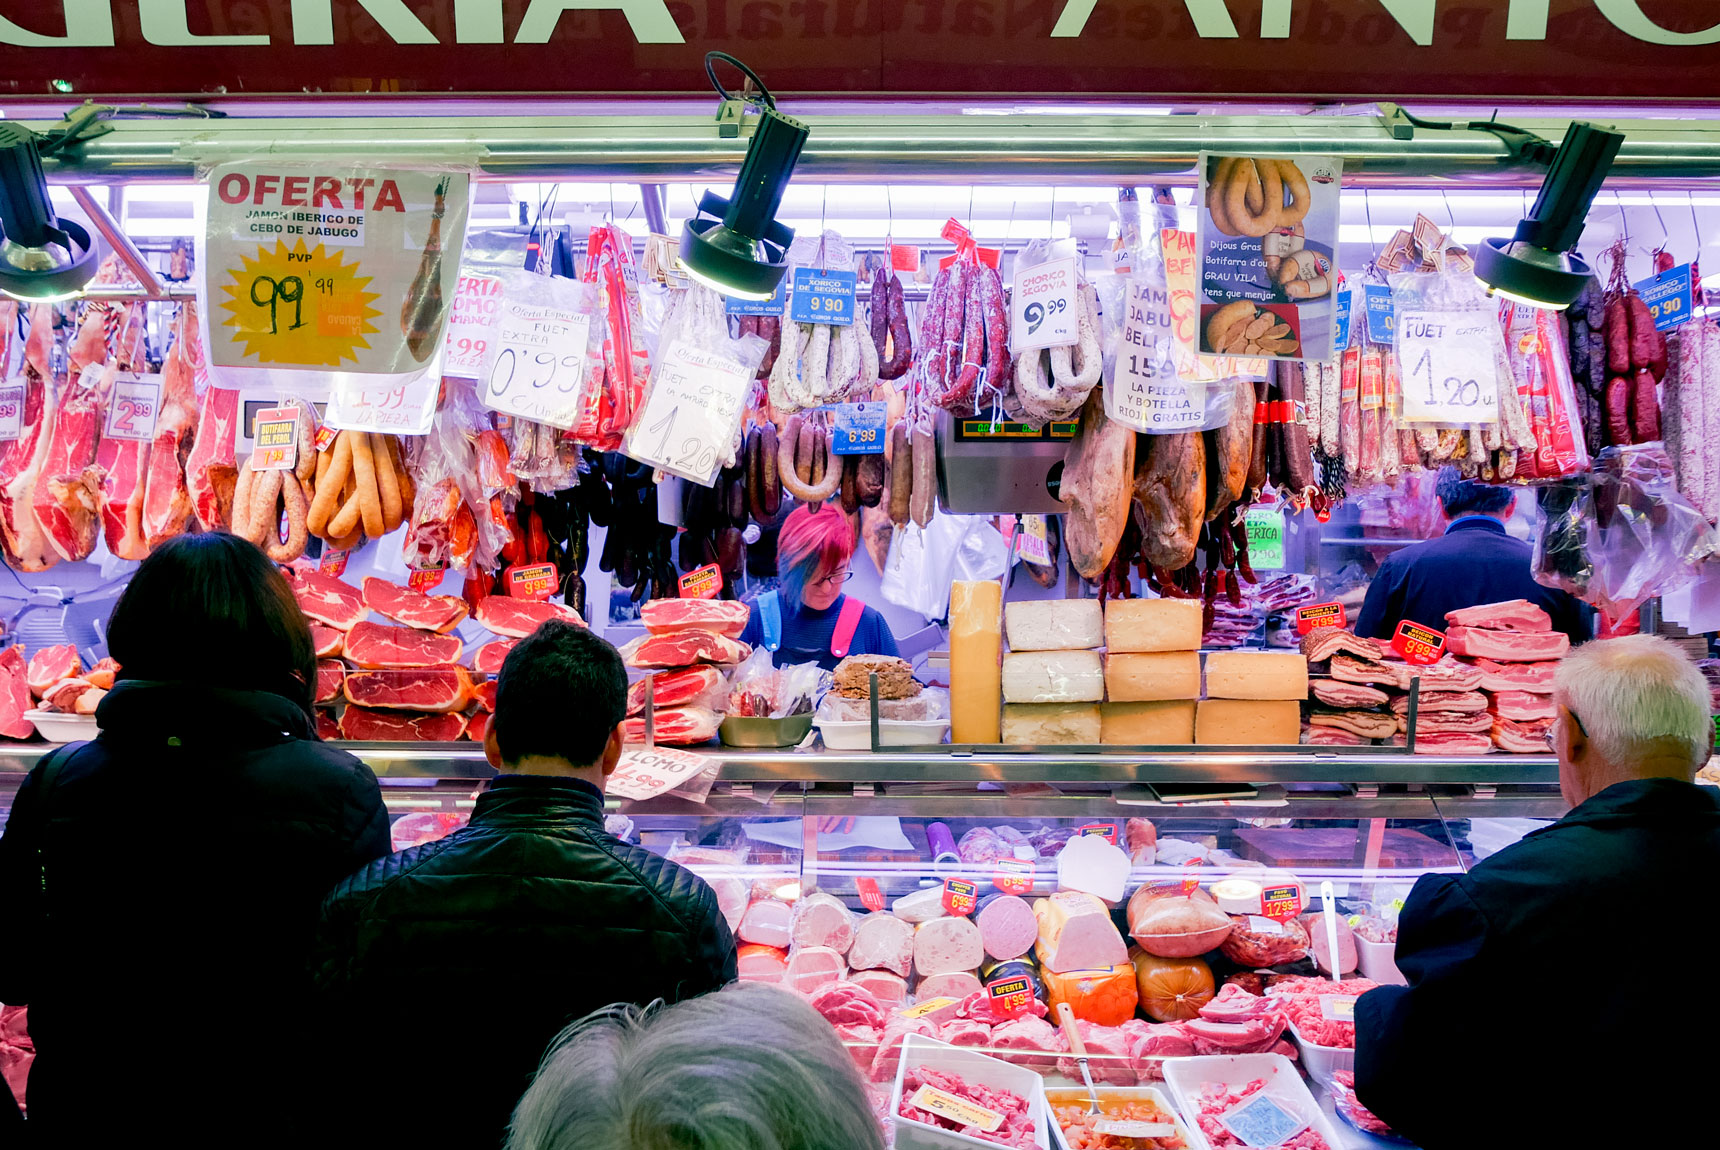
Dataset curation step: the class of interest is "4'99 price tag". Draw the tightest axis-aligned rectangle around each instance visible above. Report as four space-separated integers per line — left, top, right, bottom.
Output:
985 976 1034 1020
103 371 163 442
1391 619 1446 665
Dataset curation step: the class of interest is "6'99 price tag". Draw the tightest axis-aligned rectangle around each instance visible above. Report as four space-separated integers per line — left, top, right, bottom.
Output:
481 297 592 430
103 371 163 442
790 267 856 326
830 402 886 455
0 385 24 442
1397 310 1500 424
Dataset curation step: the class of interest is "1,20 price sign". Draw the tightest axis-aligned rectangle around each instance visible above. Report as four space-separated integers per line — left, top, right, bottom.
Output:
622 339 753 487
1397 310 1500 424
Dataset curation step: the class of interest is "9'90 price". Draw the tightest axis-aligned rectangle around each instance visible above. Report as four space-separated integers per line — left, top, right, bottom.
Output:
806 295 846 315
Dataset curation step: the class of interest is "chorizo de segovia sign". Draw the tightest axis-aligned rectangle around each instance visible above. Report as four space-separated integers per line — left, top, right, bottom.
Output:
1 1 1718 101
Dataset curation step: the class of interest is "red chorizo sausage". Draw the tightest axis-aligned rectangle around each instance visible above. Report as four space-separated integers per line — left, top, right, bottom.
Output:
883 272 913 380
1629 366 1661 443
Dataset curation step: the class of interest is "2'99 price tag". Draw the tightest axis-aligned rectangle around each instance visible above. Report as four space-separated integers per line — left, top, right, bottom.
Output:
0 385 24 442
829 402 886 455
790 267 857 326
103 371 163 442
1397 310 1500 424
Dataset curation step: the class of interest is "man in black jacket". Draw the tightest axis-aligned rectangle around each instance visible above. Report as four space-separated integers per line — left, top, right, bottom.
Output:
314 620 737 1150
1356 634 1720 1146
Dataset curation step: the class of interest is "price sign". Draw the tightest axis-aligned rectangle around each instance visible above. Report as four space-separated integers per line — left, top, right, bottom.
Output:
1244 507 1285 571
1390 619 1447 665
103 371 163 442
1363 284 1396 344
678 563 723 600
942 877 978 916
1295 602 1346 635
1261 882 1304 921
1107 279 1206 432
623 338 753 487
506 562 558 601
985 976 1034 1020
0 385 24 441
325 371 440 434
856 877 886 912
725 275 788 317
1358 348 1385 411
909 1086 1004 1134
1635 263 1695 332
248 405 300 470
1219 1091 1308 1148
1019 516 1051 567
443 271 503 378
610 745 713 801
790 267 857 326
1397 310 1501 424
313 424 339 452
898 997 957 1020
480 296 592 429
1011 255 1079 351
407 566 446 592
992 857 1035 895
1319 995 1358 1022
830 402 886 455
1078 822 1117 844
1333 279 1354 350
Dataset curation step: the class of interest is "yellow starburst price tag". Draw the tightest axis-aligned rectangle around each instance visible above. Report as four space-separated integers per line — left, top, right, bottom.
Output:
220 240 381 368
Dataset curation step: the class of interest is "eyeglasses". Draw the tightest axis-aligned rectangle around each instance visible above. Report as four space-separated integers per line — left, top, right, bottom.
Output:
1545 708 1584 748
813 569 855 587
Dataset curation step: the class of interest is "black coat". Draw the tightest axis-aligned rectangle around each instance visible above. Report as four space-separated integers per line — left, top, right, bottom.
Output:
0 681 390 1149
1356 778 1720 1147
312 774 738 1150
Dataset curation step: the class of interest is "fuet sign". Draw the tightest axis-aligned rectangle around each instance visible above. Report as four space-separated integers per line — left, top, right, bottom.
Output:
1 1 1718 100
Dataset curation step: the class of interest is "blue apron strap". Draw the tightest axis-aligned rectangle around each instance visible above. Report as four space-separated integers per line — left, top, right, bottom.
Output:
759 590 783 653
830 596 867 659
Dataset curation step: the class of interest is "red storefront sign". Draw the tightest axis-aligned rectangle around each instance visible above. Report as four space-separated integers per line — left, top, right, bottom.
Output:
1 2 1718 102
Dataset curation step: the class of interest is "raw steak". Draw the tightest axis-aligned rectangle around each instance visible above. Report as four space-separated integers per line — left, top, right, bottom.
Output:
315 710 341 741
288 571 367 630
1300 627 1382 663
620 705 721 746
315 660 344 704
472 639 516 675
343 621 464 669
338 706 467 742
625 665 722 716
1444 598 1551 632
1492 715 1553 753
362 577 468 634
1310 680 1390 708
0 309 56 571
465 711 491 743
1464 657 1559 693
474 595 584 638
473 679 497 711
1309 710 1397 739
26 646 81 698
1489 690 1557 721
311 625 345 659
848 913 915 978
639 597 750 638
140 310 198 549
991 1015 1062 1075
0 647 34 739
1444 626 1570 662
1390 690 1487 714
808 982 885 1029
32 362 105 563
620 629 751 669
1055 1021 1135 1086
185 383 238 530
343 664 473 712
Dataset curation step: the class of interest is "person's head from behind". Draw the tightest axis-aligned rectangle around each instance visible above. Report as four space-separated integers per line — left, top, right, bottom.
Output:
1553 634 1712 806
507 982 886 1150
777 504 854 614
485 619 627 783
106 533 315 712
1435 466 1515 523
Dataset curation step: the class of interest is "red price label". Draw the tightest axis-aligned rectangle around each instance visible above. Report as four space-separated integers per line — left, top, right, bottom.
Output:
318 549 349 577
992 858 1035 896
313 424 339 452
506 562 558 601
1296 602 1346 636
678 563 723 601
985 977 1034 1020
1391 619 1447 665
942 877 978 917
1078 823 1117 844
1182 863 1202 896
1261 883 1304 921
890 245 921 272
856 877 885 913
408 567 446 592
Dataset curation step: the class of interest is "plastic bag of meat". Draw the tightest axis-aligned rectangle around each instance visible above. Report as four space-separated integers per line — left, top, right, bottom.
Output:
576 222 651 451
1500 300 1589 482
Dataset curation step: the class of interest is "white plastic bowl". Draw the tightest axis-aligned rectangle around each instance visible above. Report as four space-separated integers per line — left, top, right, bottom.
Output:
1355 937 1406 985
1287 1021 1356 1090
816 716 949 750
891 1034 1050 1150
1161 1053 1345 1150
1044 1084 1194 1150
23 710 97 743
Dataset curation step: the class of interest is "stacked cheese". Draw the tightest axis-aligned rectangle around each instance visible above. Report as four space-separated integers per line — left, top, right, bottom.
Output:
1101 599 1201 743
1000 599 1105 743
1444 599 1566 753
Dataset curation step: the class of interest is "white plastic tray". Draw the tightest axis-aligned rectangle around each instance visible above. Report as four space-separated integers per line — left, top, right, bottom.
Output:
1355 937 1405 985
1044 1084 1194 1150
1161 1053 1345 1150
1287 1022 1356 1090
817 716 949 750
891 1034 1051 1150
24 710 97 743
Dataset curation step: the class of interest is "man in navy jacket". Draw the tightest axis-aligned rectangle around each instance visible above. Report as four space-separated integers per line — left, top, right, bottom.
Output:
1355 468 1590 643
1356 635 1720 1146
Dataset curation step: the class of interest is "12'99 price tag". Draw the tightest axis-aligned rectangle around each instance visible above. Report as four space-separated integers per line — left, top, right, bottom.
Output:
790 267 856 326
1397 310 1500 424
1011 256 1079 351
103 372 163 442
1391 619 1447 665
830 402 886 455
623 339 752 487
0 385 24 441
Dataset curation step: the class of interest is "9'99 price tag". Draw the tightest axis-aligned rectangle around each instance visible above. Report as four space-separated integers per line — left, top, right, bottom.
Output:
830 402 886 455
0 385 24 442
1390 619 1447 665
1011 256 1079 352
790 267 857 326
103 371 163 442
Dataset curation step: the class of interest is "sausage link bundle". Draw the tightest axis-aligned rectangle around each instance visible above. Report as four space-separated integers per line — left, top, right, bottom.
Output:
924 260 1011 417
768 304 879 414
1600 247 1668 447
777 414 844 510
303 428 413 553
869 265 913 380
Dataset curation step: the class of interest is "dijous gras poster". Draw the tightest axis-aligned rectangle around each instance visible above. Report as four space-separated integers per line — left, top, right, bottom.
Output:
1195 154 1343 363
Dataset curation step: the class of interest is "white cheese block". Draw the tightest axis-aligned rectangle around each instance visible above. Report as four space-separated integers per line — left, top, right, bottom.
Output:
1101 700 1197 744
1203 651 1310 700
1104 598 1203 653
1005 599 1104 652
1002 703 1101 745
1104 652 1201 702
1002 650 1105 703
1195 699 1301 745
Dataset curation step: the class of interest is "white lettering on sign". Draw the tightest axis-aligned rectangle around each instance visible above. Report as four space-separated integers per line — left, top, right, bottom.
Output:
1396 309 1501 425
0 0 113 46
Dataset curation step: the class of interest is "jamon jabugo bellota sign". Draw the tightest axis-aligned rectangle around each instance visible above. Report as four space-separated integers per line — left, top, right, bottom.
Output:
2 2 1720 101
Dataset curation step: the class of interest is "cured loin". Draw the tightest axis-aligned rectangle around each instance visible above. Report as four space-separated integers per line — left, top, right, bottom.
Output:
620 705 721 745
26 645 81 698
639 598 749 638
361 577 468 634
288 571 367 630
338 706 467 742
1061 389 1136 581
1444 598 1551 632
472 639 516 675
474 595 584 638
621 630 751 669
343 664 473 713
625 664 722 716
0 647 33 739
343 621 463 670
1300 627 1381 664
1444 626 1570 662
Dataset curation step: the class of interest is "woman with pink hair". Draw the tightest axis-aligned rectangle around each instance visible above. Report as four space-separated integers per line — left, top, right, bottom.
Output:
738 504 900 671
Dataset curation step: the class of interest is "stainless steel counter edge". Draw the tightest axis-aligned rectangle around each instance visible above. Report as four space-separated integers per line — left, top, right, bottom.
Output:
0 742 1561 784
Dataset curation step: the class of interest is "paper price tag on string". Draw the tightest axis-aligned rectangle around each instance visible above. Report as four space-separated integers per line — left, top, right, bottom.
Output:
830 402 886 455
1363 284 1396 344
325 372 440 434
103 372 163 442
248 405 300 470
678 563 723 600
1397 310 1501 423
443 271 503 378
1295 602 1345 635
1219 1091 1309 1148
480 297 592 429
506 562 558 601
623 339 752 487
0 385 25 442
1011 256 1080 351
1391 619 1447 665
941 878 978 916
609 746 712 802
790 267 857 326
1636 263 1695 332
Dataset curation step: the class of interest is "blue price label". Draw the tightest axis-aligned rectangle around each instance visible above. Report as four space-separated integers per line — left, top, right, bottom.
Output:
829 402 886 455
1634 263 1695 333
725 276 788 317
1364 284 1396 345
1333 280 1354 351
790 267 857 326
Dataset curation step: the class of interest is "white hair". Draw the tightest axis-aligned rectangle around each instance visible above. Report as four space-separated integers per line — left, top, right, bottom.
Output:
507 982 886 1150
1554 634 1712 770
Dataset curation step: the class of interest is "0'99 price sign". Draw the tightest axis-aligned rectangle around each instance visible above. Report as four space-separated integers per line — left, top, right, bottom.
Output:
480 298 592 430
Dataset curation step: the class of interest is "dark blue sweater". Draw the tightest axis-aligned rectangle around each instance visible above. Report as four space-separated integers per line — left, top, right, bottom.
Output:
739 594 901 671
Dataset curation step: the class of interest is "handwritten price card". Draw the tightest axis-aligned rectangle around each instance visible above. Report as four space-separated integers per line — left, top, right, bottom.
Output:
480 291 593 430
610 746 714 801
0 385 24 441
622 338 752 487
1397 310 1500 424
325 371 439 434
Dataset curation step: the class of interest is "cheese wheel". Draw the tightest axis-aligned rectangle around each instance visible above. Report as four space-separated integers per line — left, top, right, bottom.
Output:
1002 650 1104 703
1203 650 1310 700
1042 962 1138 1027
1105 652 1201 702
1002 702 1101 744
1005 599 1104 651
1195 699 1301 744
1101 700 1196 744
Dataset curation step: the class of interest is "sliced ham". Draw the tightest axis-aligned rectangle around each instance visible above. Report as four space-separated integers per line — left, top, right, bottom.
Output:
620 629 751 669
1444 598 1551 632
625 664 723 716
472 639 516 675
639 597 750 638
344 622 463 670
1489 689 1558 721
361 576 468 634
315 660 344 705
790 892 857 954
474 595 584 639
343 665 473 713
287 571 367 630
310 625 345 659
1445 626 1570 662
337 707 466 742
620 706 722 746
